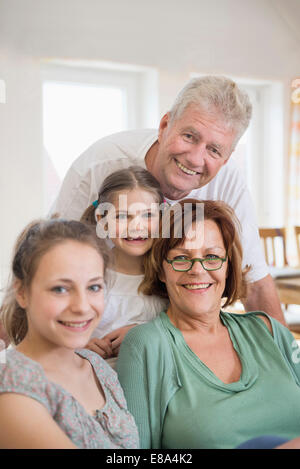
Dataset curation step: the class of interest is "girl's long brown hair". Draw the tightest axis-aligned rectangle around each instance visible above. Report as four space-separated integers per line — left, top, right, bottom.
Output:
80 165 164 226
1 219 109 345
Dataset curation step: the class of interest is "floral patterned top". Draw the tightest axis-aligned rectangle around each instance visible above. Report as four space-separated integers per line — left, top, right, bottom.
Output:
0 348 139 449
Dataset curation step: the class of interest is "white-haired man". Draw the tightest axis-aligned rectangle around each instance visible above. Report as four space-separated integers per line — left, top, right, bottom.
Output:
50 76 285 324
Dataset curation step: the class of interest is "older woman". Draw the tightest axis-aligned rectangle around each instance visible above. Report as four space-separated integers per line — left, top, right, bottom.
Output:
117 199 300 449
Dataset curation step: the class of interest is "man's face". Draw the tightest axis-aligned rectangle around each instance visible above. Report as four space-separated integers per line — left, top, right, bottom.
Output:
153 104 237 200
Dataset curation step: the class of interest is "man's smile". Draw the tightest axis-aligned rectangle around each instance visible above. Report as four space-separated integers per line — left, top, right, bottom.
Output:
175 159 199 176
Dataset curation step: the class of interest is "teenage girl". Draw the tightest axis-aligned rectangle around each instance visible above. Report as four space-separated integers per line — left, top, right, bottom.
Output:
0 219 139 449
81 166 169 363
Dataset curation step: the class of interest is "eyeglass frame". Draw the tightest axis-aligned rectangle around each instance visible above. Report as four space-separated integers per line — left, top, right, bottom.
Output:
166 255 228 272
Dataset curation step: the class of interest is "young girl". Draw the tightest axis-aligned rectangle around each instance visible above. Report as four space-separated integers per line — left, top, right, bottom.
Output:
81 166 169 364
0 219 139 449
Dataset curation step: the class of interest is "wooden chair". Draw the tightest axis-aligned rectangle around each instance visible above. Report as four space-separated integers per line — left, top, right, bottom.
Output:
259 227 288 311
259 227 300 332
295 226 300 266
259 228 288 267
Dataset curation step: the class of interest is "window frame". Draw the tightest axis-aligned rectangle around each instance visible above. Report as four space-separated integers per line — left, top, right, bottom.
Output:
190 73 285 227
41 60 159 212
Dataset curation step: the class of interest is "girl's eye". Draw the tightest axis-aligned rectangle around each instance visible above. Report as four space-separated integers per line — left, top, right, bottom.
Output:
142 212 154 219
52 286 67 294
88 284 103 292
116 213 127 220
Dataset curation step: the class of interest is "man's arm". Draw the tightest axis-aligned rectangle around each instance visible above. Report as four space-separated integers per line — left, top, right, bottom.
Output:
242 274 286 326
49 165 90 220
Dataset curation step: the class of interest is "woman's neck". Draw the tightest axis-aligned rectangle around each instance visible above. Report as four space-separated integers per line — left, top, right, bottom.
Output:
166 306 224 336
16 335 82 374
111 247 144 275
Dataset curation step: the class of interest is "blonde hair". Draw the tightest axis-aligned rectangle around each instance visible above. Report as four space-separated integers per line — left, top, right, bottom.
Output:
1 219 109 345
81 166 164 226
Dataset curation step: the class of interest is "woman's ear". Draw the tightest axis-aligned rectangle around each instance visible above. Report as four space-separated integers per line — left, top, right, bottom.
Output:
14 280 28 309
158 266 166 284
225 256 231 279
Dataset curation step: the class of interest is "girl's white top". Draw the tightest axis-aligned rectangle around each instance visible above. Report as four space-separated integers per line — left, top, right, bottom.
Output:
92 268 169 339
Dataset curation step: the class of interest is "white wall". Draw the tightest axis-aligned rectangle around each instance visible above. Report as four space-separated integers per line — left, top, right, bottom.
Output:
0 50 44 289
1 0 300 284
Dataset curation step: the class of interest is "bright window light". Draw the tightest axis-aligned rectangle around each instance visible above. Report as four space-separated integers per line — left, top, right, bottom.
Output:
231 127 250 180
43 81 127 210
43 81 126 179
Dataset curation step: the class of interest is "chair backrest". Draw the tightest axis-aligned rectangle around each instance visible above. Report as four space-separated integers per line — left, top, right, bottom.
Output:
259 228 288 266
295 226 300 266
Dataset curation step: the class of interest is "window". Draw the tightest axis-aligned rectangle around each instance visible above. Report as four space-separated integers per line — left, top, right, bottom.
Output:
230 84 265 220
42 62 158 212
231 80 284 228
191 73 284 227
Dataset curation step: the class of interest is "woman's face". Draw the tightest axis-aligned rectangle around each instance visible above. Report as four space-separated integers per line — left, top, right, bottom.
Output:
160 219 228 320
17 240 105 351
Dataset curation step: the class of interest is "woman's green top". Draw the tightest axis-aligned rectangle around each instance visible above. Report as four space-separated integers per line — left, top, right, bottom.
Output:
117 311 300 449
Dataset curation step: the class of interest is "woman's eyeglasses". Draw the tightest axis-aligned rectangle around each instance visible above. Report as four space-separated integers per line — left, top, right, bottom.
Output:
166 255 227 272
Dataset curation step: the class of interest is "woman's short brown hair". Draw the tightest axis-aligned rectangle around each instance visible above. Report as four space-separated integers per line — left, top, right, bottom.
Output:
139 199 250 308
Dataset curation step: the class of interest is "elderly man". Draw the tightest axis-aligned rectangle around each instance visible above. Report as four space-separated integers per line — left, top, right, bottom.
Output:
50 75 285 324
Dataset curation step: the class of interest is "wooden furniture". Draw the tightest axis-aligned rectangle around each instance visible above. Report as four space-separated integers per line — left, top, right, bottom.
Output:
295 226 300 265
259 227 300 319
275 276 300 333
259 228 288 266
275 276 300 305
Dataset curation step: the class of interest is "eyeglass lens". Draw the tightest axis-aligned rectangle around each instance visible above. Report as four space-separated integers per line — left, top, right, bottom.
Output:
172 258 223 271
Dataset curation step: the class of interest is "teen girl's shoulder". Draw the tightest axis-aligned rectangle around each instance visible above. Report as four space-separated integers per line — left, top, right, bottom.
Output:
0 348 52 411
